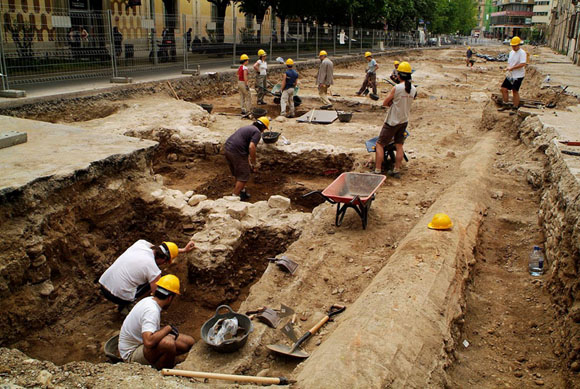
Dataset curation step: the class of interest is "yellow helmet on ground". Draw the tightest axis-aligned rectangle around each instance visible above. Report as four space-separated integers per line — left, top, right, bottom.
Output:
161 242 179 262
240 54 249 61
319 50 328 56
365 51 372 57
156 274 180 295
428 213 453 230
285 58 294 65
510 36 522 46
258 49 267 56
397 61 412 74
394 60 400 66
256 116 270 129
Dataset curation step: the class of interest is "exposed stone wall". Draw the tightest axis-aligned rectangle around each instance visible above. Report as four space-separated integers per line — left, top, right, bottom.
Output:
517 114 580 373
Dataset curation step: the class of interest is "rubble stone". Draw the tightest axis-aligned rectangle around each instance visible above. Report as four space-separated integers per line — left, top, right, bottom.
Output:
188 194 207 206
267 195 291 210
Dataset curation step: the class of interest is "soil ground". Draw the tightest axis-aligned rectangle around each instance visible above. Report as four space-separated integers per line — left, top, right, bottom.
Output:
1 46 576 387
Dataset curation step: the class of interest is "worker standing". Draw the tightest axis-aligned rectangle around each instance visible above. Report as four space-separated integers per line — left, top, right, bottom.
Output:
224 117 270 200
389 61 400 84
238 54 251 115
280 58 299 118
316 50 334 109
253 49 268 105
500 37 527 112
466 46 474 67
374 62 416 178
118 274 194 369
99 240 195 314
356 51 379 96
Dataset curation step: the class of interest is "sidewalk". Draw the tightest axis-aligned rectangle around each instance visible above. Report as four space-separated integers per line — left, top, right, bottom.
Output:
534 47 580 96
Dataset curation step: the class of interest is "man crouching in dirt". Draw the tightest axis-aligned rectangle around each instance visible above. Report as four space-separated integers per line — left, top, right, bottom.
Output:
118 274 194 369
224 116 269 200
98 240 195 314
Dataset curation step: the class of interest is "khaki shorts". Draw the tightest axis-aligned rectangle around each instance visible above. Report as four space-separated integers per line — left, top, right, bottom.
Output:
225 150 251 182
127 344 150 365
378 122 408 146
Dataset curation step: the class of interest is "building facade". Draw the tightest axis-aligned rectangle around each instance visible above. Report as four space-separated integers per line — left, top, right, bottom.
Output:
490 0 535 39
547 0 580 63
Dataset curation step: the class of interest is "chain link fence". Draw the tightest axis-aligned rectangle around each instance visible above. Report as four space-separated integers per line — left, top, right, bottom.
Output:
0 6 500 89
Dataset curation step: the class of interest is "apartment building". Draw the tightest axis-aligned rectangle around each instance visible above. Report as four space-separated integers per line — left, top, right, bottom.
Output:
490 0 535 39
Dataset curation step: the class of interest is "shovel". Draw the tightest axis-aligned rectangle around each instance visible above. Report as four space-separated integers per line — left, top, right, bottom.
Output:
546 85 568 108
266 304 345 359
161 369 294 385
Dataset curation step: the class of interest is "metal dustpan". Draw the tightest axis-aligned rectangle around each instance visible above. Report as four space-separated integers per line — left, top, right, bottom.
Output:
269 256 298 274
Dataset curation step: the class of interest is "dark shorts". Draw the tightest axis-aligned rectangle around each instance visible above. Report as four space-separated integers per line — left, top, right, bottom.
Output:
378 122 408 146
501 77 524 92
225 150 251 182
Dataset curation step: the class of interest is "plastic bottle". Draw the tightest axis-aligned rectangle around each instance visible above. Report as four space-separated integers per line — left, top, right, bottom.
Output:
529 246 545 276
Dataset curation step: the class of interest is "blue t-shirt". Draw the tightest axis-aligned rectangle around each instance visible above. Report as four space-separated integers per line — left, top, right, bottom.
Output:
225 125 262 156
367 59 377 74
284 69 299 90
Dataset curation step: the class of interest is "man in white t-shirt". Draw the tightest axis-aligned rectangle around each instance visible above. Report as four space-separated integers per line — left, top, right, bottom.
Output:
98 240 195 313
119 274 194 369
500 36 527 111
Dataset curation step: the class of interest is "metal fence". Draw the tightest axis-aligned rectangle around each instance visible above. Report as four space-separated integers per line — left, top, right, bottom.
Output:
0 7 500 89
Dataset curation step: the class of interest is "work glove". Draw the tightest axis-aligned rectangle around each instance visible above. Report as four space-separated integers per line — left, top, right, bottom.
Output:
169 325 179 338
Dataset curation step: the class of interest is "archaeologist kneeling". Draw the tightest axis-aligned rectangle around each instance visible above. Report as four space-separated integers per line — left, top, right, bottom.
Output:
118 274 194 369
224 117 269 200
99 240 195 314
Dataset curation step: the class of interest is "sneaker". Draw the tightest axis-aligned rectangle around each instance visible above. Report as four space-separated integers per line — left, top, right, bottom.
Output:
355 92 362 96
371 169 382 174
241 110 247 115
497 104 512 112
362 89 369 96
240 191 251 201
258 101 267 105
387 170 401 179
320 105 333 110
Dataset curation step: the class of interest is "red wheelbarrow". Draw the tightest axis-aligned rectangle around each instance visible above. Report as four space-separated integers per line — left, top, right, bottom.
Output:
303 172 386 229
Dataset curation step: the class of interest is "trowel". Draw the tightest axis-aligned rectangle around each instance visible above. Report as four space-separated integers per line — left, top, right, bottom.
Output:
246 304 294 329
267 304 345 359
268 256 299 274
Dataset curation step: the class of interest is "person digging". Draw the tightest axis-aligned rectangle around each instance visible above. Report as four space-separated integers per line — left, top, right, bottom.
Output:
118 274 194 369
99 240 195 315
356 51 379 97
374 61 417 178
499 36 527 112
224 116 270 200
280 58 299 118
316 50 334 109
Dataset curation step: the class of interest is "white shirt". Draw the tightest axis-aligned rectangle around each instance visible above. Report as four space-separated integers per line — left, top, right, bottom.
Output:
118 296 161 360
508 48 527 79
386 83 417 126
98 240 161 301
256 59 267 76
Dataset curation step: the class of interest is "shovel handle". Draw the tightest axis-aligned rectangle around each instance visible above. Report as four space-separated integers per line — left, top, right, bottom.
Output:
161 369 293 385
291 305 346 352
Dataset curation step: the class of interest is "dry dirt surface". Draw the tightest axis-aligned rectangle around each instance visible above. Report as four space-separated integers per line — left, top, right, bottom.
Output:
1 46 577 387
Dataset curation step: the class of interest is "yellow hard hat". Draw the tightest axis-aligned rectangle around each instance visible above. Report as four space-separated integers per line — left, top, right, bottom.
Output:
468 46 471 49
428 213 453 230
397 61 412 74
256 116 270 129
240 54 249 61
161 241 179 262
319 50 327 56
510 36 522 46
257 49 266 56
394 60 400 66
285 58 294 65
365 51 372 57
156 274 180 295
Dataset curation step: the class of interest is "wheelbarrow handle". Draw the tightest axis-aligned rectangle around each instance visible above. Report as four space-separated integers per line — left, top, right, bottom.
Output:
302 190 336 204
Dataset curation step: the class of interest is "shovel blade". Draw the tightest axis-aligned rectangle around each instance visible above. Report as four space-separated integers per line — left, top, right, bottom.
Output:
278 304 295 318
280 322 299 342
266 344 309 359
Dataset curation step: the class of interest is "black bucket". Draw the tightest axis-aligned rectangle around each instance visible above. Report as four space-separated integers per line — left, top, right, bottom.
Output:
252 107 267 118
200 305 253 353
337 112 353 123
200 103 213 113
262 131 280 144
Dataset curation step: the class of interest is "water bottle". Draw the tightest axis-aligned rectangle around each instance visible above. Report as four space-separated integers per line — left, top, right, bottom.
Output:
529 246 545 276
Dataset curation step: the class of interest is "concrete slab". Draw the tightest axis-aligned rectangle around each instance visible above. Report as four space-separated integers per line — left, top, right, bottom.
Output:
0 131 27 149
0 115 157 193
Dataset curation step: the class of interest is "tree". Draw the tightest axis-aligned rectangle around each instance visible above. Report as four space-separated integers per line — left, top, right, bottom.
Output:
237 0 271 43
207 0 235 43
270 0 301 42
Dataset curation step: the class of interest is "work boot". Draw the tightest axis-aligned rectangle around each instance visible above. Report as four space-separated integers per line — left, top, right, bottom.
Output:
362 88 369 96
497 104 512 112
387 170 401 179
320 104 333 110
240 190 251 201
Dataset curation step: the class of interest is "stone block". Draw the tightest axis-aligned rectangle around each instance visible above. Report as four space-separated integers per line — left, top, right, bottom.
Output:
0 131 27 149
188 194 207 206
226 202 249 220
268 195 291 210
0 89 26 98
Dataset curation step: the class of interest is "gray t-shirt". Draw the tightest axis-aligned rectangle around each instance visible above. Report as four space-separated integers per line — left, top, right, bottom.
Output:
225 125 262 156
